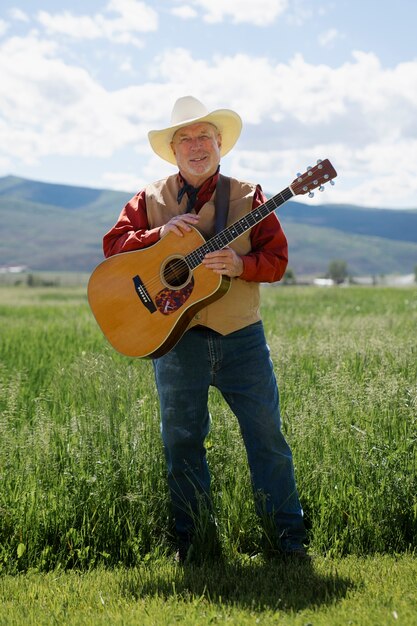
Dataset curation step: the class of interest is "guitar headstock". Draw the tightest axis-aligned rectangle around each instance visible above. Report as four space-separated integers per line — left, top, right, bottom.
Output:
290 159 337 197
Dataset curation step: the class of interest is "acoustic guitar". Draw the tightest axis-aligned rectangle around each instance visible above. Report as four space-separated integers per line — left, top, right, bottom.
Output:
88 159 337 358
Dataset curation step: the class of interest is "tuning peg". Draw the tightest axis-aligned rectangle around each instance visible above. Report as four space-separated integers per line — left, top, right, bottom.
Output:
316 159 322 164
319 185 325 192
330 180 335 186
296 172 302 177
308 191 314 198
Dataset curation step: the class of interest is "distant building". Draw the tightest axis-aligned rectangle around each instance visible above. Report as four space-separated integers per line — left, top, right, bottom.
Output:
313 277 335 287
0 265 28 273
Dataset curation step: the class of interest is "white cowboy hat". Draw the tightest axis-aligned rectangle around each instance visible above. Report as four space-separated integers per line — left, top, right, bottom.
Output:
148 95 242 165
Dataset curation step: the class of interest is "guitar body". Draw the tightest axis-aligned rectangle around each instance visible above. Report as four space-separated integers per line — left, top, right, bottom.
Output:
88 159 337 359
87 227 230 358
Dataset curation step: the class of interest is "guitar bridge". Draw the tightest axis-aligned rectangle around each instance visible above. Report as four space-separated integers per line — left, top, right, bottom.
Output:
132 275 156 313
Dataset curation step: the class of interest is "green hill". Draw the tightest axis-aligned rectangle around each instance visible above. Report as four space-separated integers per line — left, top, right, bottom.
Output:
1 175 416 277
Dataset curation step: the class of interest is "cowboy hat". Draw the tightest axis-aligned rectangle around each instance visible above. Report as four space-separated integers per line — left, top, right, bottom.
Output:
148 96 242 165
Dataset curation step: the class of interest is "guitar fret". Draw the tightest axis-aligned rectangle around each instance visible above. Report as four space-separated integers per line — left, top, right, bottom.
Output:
186 186 294 270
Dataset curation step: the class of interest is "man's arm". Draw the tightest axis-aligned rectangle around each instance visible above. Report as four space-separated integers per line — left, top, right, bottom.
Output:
103 190 161 257
103 190 202 258
202 186 288 282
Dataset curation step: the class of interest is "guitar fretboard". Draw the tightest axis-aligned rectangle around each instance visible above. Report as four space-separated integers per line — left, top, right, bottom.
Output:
185 186 294 270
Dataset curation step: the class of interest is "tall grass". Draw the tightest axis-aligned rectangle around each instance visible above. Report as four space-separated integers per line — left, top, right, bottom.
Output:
0 285 416 573
262 287 417 555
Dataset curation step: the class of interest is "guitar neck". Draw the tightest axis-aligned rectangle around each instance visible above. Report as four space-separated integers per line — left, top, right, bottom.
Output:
185 186 294 270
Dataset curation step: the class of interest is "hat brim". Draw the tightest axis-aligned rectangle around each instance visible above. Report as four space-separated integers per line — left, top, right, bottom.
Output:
148 109 242 165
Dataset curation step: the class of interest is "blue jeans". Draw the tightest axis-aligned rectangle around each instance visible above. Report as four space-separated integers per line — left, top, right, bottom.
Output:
152 321 306 549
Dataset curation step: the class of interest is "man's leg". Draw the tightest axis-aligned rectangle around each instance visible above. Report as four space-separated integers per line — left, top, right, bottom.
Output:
152 329 212 548
215 322 306 551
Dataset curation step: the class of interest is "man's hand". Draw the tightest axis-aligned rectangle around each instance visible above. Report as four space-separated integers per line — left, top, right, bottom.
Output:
160 213 200 238
202 247 243 277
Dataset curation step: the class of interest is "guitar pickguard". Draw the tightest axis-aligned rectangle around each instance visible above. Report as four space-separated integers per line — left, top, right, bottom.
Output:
155 278 195 315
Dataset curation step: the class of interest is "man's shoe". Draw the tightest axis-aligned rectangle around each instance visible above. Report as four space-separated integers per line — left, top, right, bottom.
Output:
282 545 311 562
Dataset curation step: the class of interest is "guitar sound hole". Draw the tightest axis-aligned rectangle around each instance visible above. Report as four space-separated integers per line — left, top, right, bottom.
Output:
162 257 190 288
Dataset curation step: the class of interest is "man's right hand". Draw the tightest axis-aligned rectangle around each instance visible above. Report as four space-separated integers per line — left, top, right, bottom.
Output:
160 213 200 238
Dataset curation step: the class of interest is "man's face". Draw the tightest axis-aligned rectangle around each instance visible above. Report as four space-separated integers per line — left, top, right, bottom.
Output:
171 122 222 187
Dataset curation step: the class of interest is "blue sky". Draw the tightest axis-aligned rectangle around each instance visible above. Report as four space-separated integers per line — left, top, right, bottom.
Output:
1 0 416 208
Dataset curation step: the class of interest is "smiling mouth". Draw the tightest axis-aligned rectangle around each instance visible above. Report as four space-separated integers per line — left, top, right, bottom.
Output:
190 155 207 162
190 157 207 165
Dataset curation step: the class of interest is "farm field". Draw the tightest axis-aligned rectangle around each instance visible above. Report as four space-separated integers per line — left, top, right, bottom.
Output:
0 284 416 624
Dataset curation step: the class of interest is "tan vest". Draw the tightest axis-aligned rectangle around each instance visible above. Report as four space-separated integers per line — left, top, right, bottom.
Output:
145 174 261 335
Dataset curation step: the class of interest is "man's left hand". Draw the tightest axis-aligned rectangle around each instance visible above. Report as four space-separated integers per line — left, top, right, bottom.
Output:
202 247 243 277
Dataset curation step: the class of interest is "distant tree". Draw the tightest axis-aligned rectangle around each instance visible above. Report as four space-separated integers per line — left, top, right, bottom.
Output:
327 259 348 284
26 273 36 287
283 267 296 285
414 265 417 284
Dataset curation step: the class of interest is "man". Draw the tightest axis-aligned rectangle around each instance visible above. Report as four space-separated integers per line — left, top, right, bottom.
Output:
103 96 307 562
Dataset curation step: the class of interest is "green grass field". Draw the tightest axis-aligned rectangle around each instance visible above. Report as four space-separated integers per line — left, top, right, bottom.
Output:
0 284 416 624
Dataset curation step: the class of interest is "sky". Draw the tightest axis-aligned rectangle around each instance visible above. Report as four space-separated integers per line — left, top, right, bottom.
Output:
1 0 417 209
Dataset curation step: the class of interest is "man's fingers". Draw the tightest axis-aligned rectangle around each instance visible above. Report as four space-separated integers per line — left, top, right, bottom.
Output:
161 214 199 237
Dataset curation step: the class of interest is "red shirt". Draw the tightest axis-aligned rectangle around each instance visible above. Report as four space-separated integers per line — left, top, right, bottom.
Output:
103 172 288 283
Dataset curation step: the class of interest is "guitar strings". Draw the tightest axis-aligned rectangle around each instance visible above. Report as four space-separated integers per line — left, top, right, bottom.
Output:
136 187 294 297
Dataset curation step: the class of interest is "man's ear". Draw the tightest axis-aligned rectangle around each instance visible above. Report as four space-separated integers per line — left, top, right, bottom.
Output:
170 141 176 156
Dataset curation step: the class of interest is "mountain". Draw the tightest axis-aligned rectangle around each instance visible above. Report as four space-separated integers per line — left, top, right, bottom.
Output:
1 175 416 277
280 200 417 244
0 176 131 273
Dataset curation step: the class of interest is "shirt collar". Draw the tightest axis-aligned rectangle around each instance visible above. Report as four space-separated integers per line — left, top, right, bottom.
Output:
177 166 220 197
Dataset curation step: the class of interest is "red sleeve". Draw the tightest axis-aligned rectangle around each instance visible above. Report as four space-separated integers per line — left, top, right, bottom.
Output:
103 190 161 258
239 185 288 283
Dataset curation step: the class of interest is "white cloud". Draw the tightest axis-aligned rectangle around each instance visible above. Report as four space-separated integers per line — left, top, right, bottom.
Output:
100 153 176 194
1 26 417 208
146 48 417 206
0 35 148 163
37 0 158 45
170 5 198 19
8 8 30 22
0 19 9 36
119 58 133 72
150 48 345 128
229 139 417 209
101 171 142 192
179 0 289 26
341 140 417 208
318 28 343 47
37 11 102 40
